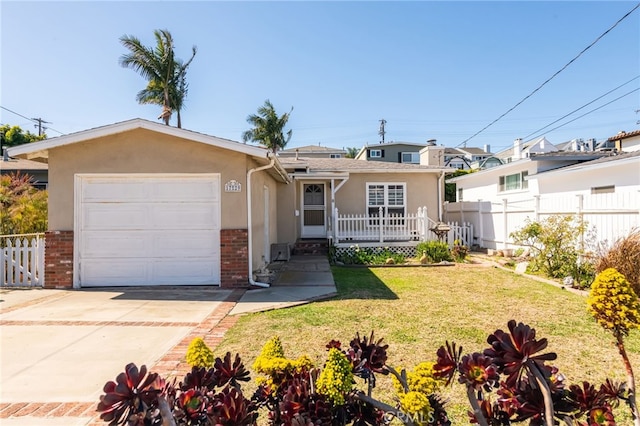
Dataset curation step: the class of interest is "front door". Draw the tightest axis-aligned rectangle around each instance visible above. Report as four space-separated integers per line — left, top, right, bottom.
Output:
301 183 326 238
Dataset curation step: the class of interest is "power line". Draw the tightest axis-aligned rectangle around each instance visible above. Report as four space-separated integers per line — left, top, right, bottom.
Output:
526 88 639 141
522 75 640 140
0 106 64 135
456 1 640 148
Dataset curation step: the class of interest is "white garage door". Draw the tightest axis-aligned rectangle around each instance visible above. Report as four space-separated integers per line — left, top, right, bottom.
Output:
76 174 221 287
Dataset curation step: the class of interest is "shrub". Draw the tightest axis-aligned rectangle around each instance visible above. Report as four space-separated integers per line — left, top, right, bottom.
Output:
185 337 214 368
451 241 468 263
0 173 48 235
595 228 640 297
336 245 406 265
98 326 635 425
416 241 453 263
510 215 595 285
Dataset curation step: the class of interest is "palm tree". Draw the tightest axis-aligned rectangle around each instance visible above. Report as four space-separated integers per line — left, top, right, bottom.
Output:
242 100 293 153
345 147 359 158
119 29 196 127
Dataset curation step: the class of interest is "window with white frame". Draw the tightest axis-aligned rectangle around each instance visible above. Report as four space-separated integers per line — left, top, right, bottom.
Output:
369 149 382 158
367 183 406 217
330 153 342 158
400 152 420 163
499 171 528 192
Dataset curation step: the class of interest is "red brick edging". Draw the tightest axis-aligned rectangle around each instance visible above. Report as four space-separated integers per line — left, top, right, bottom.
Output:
0 288 246 424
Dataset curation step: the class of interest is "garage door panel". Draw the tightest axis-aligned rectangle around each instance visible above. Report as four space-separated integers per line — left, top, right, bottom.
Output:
78 175 221 287
152 231 217 256
82 259 149 286
152 204 219 229
82 231 149 257
82 181 149 202
83 204 151 230
151 180 219 201
152 259 219 283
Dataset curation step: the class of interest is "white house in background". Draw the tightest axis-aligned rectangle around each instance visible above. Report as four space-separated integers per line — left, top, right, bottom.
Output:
444 131 640 249
450 150 610 203
443 146 492 170
494 136 559 164
609 129 640 152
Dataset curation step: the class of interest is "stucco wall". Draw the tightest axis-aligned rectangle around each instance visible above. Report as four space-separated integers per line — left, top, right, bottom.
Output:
48 128 253 230
276 181 298 245
334 173 440 220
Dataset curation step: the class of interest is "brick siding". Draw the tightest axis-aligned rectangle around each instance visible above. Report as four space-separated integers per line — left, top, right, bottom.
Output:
220 229 249 288
44 230 74 289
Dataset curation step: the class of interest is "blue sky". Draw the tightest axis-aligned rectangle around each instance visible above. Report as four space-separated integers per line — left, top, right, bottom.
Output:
1 1 639 153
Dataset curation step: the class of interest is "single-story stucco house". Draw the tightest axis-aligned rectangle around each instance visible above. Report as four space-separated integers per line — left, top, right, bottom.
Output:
8 119 449 289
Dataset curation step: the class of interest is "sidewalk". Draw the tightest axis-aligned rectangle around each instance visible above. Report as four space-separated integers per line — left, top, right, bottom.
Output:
0 256 336 425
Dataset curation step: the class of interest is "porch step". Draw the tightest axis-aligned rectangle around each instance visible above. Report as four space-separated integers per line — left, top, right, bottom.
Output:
292 239 329 256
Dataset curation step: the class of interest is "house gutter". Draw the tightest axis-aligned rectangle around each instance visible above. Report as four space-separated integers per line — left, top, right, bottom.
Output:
246 155 277 288
438 170 446 222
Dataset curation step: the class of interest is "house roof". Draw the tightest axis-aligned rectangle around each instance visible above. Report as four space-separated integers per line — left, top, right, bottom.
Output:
6 118 290 182
459 147 490 155
493 136 554 159
0 157 49 171
607 129 640 141
533 150 640 178
279 145 345 154
528 151 612 161
280 157 450 173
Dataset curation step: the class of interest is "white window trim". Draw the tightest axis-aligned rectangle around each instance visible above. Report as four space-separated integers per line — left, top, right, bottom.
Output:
400 152 420 163
498 171 528 193
366 182 407 216
369 149 382 158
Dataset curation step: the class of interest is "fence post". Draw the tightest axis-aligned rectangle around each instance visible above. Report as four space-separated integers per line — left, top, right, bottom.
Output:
334 208 339 244
378 206 384 243
502 198 508 250
576 194 584 254
477 199 484 248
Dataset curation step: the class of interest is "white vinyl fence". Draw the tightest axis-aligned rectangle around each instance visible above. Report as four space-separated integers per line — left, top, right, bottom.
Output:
1 233 45 287
444 192 640 250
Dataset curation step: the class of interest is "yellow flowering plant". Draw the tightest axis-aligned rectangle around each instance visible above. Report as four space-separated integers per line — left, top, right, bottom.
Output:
588 268 640 425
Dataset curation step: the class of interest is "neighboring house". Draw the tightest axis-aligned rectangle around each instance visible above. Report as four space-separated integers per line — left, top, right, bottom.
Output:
445 136 639 249
0 151 49 189
493 136 559 163
8 119 450 290
278 145 346 159
443 146 492 170
555 138 598 152
450 150 612 203
354 141 428 164
608 129 640 152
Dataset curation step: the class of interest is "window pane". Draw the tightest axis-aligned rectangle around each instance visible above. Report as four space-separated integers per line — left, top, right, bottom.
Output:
505 174 520 191
368 185 384 206
388 185 404 205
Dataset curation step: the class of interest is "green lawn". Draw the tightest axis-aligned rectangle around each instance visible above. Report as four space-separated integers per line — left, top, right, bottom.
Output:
214 263 640 424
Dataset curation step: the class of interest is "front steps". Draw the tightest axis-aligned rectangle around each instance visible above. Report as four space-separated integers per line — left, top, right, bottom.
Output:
292 239 329 256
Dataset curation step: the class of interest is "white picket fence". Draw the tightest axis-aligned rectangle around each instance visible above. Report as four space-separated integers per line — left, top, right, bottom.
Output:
1 233 45 287
332 206 474 247
444 192 640 250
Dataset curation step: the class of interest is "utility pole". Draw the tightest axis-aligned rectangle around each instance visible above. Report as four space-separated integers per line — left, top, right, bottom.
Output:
32 117 50 136
378 119 386 143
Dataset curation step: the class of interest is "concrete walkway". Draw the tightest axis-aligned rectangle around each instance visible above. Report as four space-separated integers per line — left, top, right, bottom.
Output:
0 256 336 425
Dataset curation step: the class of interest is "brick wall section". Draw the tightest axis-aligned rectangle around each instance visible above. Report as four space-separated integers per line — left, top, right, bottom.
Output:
44 231 74 289
220 229 249 288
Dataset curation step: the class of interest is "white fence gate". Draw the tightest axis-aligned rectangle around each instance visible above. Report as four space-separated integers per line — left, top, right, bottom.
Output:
1 233 45 287
444 192 640 250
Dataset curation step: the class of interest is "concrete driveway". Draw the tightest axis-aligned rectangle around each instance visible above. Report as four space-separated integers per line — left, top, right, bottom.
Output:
0 256 337 425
